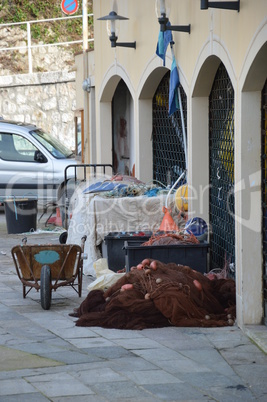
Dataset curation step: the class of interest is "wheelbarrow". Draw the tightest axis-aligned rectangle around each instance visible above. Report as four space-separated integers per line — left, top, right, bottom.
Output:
11 235 87 310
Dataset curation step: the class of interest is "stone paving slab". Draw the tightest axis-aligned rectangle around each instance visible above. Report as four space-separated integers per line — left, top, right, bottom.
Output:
143 382 213 401
0 345 63 371
25 372 95 398
0 378 40 396
0 394 50 402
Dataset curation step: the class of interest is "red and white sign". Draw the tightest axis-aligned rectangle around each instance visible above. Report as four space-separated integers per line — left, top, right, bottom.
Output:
61 0 79 15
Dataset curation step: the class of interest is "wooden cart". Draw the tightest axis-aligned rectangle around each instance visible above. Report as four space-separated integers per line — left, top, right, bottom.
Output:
11 236 87 310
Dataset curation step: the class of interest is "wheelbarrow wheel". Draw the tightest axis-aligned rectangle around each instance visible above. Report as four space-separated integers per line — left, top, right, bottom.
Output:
59 231 68 244
40 265 51 310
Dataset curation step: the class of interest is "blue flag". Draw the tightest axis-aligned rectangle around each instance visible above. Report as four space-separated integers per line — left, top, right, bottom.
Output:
168 55 180 116
156 22 173 66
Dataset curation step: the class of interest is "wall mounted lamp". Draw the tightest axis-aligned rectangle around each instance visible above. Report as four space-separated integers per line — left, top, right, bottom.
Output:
155 0 191 33
200 0 240 12
98 11 136 49
82 77 91 93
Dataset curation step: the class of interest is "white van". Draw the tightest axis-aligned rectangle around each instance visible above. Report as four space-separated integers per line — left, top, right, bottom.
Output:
0 120 77 208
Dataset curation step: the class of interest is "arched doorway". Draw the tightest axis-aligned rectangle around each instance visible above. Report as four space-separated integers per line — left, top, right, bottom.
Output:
112 79 134 176
209 63 235 274
152 72 187 186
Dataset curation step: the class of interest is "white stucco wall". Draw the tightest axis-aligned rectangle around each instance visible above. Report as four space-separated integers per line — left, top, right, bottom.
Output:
75 0 267 327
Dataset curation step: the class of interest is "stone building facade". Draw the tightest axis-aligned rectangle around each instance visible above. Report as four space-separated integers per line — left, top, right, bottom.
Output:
75 0 267 333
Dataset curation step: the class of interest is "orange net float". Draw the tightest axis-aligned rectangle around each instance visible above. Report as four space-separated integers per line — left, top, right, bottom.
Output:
159 207 179 231
120 284 134 292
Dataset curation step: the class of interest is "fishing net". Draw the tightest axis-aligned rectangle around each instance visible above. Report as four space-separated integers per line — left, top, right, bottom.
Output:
141 231 199 246
71 259 236 330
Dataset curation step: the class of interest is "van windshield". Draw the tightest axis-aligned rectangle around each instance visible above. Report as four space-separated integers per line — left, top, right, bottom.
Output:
30 129 74 159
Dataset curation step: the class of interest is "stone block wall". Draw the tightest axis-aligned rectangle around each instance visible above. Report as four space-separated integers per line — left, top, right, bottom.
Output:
0 71 76 150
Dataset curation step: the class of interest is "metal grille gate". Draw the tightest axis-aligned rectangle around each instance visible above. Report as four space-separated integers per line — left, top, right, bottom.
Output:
152 72 187 186
261 79 267 325
209 63 235 273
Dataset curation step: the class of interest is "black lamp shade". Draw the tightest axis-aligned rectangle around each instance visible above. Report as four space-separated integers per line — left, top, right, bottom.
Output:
201 0 208 9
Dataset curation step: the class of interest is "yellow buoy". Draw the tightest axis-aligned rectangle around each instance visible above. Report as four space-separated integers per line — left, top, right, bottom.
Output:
175 184 188 211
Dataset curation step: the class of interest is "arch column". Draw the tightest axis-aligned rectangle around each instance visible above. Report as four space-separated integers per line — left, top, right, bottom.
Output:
237 31 267 325
189 96 209 221
189 56 221 223
98 101 113 165
136 99 153 182
235 90 263 325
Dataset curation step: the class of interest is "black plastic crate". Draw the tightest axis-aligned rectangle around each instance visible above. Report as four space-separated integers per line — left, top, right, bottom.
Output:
124 241 209 273
102 232 152 272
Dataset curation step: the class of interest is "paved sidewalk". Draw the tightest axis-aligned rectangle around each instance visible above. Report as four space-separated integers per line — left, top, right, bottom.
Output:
0 211 267 401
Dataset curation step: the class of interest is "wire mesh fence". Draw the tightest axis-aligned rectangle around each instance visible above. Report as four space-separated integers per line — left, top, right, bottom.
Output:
209 63 235 274
152 72 187 187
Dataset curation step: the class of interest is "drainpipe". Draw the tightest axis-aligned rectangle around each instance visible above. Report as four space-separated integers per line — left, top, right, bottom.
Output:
83 0 90 163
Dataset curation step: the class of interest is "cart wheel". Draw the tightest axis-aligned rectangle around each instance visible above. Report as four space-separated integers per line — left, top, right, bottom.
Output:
59 231 68 244
40 265 51 310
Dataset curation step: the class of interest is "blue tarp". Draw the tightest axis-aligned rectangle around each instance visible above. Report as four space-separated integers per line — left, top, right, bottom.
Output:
83 181 127 194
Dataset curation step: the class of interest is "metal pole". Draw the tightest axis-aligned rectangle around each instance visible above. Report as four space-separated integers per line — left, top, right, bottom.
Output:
177 86 188 172
170 45 188 172
83 0 90 163
27 22 32 74
83 0 88 51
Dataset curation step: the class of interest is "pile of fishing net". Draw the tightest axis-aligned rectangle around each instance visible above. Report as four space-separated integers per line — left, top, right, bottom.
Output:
70 259 236 330
141 231 200 246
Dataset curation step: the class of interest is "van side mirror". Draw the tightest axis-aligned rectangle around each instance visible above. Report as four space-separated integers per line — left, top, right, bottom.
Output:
34 150 47 163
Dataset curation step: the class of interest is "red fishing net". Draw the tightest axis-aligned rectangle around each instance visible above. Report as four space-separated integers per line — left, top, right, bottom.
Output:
71 259 236 330
142 231 200 246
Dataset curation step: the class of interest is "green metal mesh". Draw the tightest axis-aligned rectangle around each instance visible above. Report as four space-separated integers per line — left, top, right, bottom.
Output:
209 63 235 274
152 72 187 187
